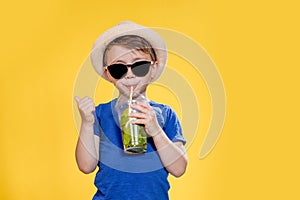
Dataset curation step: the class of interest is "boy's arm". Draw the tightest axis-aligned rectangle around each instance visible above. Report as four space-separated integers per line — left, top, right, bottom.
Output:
130 102 187 177
152 130 188 177
74 96 99 174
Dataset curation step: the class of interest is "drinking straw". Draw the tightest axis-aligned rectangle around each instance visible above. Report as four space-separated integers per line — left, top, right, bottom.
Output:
128 86 136 145
128 86 133 114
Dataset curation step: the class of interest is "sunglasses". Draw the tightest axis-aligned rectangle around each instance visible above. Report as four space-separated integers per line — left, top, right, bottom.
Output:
104 60 154 79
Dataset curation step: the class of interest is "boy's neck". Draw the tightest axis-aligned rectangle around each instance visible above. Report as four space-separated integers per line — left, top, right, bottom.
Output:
117 92 148 100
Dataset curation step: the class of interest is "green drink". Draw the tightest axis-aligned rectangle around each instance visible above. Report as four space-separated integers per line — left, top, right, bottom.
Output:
120 104 147 154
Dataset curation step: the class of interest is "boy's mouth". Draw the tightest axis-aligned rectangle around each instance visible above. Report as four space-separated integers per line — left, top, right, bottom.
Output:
125 84 137 90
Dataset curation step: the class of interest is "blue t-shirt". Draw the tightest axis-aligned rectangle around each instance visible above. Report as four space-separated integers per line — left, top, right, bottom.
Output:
92 99 186 200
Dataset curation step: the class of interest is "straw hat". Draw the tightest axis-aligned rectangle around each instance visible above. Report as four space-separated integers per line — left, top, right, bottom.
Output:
90 21 167 81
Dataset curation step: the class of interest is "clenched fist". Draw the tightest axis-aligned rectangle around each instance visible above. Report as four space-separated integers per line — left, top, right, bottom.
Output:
75 96 95 125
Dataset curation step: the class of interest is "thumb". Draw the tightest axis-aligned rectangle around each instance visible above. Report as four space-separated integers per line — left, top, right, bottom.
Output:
74 96 81 104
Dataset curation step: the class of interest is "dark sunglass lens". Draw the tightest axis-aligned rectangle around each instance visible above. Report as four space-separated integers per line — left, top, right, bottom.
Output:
107 64 128 79
131 61 151 77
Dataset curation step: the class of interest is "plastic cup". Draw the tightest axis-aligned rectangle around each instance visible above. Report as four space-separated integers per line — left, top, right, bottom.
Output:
116 95 148 154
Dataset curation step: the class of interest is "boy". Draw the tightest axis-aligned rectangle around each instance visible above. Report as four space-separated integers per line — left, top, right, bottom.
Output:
75 21 187 200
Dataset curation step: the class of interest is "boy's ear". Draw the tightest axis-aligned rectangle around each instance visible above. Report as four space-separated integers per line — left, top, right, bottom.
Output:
104 69 113 82
150 62 159 80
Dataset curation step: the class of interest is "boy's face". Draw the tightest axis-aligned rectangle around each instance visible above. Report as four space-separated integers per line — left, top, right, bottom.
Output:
104 45 157 96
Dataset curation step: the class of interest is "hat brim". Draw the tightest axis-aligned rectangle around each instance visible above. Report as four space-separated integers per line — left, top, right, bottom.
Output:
90 21 167 81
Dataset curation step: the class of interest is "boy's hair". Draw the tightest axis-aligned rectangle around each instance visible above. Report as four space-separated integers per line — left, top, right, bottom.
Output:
103 35 157 66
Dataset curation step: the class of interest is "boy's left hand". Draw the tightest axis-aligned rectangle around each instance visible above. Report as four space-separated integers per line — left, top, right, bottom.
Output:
129 102 162 137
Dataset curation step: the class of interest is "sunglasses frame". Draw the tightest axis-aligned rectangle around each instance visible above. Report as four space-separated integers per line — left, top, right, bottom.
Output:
104 60 155 79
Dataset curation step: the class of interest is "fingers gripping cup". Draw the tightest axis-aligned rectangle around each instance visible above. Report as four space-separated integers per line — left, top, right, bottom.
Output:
116 90 148 154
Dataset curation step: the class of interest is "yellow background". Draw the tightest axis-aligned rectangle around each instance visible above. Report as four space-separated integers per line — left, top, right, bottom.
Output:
1 0 300 199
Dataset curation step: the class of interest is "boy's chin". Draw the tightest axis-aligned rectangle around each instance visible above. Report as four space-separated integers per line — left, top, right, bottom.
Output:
118 87 145 99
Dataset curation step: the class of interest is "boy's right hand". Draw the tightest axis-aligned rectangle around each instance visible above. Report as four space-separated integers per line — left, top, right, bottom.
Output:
74 96 95 125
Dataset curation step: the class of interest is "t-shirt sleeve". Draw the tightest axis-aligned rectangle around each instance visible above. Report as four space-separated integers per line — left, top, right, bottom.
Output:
93 105 101 137
162 106 186 145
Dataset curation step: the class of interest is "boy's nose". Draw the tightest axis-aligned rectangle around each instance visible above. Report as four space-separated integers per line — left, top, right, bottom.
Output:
125 67 135 79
